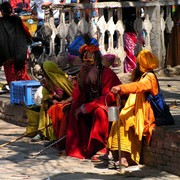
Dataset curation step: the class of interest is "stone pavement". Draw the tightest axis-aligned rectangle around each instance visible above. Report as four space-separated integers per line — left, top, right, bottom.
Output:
0 120 179 180
0 69 180 179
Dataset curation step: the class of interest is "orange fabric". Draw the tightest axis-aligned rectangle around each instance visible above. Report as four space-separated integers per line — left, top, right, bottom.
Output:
47 103 70 139
136 49 159 73
118 72 158 143
119 73 158 96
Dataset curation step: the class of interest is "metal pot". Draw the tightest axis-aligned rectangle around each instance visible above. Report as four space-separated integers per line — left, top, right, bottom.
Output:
107 106 119 122
105 92 121 122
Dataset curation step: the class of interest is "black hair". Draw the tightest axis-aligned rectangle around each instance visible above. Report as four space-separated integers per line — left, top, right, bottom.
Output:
132 63 144 82
0 2 12 15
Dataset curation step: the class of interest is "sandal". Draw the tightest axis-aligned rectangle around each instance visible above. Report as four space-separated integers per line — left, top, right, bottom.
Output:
108 160 119 169
91 154 102 162
108 160 128 170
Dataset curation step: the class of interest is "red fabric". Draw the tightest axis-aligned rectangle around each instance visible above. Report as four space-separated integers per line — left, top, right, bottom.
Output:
123 32 137 73
66 66 121 159
10 0 30 10
3 59 31 85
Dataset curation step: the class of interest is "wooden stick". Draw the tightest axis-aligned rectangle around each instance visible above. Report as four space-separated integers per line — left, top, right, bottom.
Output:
0 123 52 148
117 119 122 172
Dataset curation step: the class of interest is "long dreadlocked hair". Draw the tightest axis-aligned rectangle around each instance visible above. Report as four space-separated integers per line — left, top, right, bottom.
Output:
79 34 104 100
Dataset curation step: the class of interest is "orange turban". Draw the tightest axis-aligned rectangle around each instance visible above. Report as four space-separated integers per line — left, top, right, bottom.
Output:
136 49 159 73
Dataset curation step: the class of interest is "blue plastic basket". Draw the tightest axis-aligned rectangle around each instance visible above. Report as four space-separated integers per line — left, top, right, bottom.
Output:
10 80 41 106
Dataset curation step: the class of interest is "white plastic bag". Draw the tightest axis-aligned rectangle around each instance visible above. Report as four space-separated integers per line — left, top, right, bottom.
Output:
34 86 43 106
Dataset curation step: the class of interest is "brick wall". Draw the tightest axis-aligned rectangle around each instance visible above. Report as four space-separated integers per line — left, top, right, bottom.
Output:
141 125 180 176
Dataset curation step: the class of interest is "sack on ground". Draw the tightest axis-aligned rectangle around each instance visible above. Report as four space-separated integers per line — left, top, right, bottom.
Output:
26 107 40 137
34 86 43 106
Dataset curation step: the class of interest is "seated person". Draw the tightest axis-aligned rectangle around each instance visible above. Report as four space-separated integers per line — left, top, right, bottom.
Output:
65 34 122 160
107 49 159 168
10 0 31 14
31 60 74 142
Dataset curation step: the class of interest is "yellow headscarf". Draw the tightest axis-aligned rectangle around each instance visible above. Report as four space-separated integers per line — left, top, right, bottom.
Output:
136 49 159 73
42 60 74 100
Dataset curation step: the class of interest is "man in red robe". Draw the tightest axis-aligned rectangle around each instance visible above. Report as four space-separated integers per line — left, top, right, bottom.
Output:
66 34 122 160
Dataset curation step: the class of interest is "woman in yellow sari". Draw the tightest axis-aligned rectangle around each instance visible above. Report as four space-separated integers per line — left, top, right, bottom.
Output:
32 60 74 142
107 49 159 168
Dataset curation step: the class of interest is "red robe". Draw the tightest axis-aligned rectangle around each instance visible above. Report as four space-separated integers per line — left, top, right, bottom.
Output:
66 66 121 159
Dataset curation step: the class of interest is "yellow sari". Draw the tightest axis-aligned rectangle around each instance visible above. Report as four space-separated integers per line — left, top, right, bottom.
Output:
107 72 157 164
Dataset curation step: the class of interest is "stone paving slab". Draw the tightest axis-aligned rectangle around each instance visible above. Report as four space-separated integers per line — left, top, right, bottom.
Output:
0 120 180 180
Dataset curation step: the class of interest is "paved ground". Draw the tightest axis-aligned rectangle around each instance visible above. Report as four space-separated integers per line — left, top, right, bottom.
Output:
0 120 180 180
0 69 180 180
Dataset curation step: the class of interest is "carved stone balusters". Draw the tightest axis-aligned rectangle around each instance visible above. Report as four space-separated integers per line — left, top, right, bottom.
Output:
68 9 78 44
44 6 50 24
149 6 162 68
97 8 107 54
134 7 143 55
57 11 68 55
46 5 59 56
160 9 166 69
142 12 152 51
114 7 126 70
77 9 89 34
89 8 98 39
165 6 174 33
106 9 115 53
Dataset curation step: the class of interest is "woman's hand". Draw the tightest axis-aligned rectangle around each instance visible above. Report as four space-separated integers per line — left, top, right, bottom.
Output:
59 100 68 106
52 99 59 104
111 85 121 94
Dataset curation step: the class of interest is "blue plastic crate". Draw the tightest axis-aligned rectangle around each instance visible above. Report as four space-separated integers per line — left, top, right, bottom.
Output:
10 80 41 106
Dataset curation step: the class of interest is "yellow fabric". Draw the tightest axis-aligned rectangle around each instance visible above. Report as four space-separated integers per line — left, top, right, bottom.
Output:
107 92 146 164
26 108 39 137
42 60 73 101
39 103 56 141
107 122 142 164
136 49 159 73
120 93 146 141
38 61 74 141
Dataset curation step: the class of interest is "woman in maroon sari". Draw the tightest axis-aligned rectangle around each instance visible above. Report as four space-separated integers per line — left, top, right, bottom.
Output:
65 34 121 160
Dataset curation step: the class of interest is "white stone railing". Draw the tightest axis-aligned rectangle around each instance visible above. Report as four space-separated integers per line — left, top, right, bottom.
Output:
42 0 180 74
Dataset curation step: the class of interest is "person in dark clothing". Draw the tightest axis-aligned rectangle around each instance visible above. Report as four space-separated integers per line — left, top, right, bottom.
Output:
0 2 31 85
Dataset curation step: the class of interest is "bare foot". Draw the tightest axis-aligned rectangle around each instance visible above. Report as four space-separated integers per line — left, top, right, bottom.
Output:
121 157 129 167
